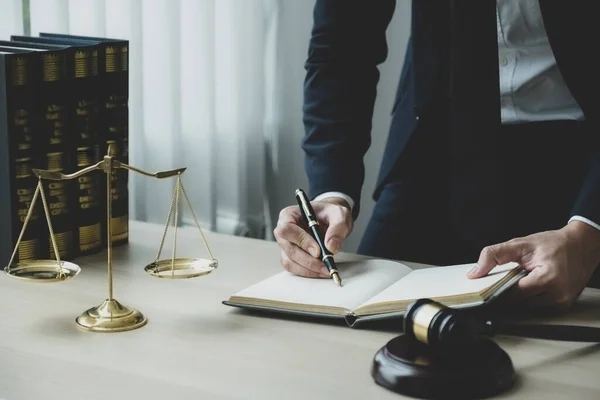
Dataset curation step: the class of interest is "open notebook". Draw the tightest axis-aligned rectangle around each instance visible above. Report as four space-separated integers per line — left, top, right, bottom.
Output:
223 259 526 327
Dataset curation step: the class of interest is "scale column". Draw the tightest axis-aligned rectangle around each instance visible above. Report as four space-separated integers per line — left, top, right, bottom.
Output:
107 152 113 300
74 151 147 332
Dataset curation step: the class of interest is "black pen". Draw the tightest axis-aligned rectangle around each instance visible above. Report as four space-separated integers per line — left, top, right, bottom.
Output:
295 188 343 287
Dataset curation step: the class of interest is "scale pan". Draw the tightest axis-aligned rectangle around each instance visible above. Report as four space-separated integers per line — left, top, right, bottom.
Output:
3 259 81 282
145 257 217 279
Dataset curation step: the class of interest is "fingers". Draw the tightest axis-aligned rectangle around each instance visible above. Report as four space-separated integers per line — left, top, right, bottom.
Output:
317 203 353 254
275 206 320 257
506 267 547 300
274 201 353 278
468 239 528 278
280 248 329 279
517 267 545 294
274 206 328 278
493 266 573 315
277 236 329 276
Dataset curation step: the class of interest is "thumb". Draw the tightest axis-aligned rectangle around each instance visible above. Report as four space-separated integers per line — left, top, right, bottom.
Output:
322 207 353 254
468 239 525 278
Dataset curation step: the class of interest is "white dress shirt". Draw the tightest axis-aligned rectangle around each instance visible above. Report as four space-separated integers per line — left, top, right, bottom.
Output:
496 0 584 123
314 0 599 230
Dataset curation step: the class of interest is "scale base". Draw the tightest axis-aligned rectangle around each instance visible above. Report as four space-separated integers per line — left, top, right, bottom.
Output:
371 334 516 399
76 299 147 333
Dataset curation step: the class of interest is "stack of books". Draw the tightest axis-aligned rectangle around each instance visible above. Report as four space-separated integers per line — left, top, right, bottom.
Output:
0 33 129 267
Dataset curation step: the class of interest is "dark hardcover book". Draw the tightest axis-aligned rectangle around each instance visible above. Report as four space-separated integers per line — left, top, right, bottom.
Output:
10 36 104 257
0 43 77 262
40 33 129 248
0 48 44 267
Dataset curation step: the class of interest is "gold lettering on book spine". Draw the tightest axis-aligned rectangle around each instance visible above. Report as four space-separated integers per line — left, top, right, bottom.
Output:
77 146 94 167
106 46 116 73
121 46 128 71
76 147 101 252
77 147 100 209
43 53 60 82
105 141 127 245
17 186 37 222
11 56 27 85
14 109 31 151
91 49 99 76
16 158 39 224
15 157 32 179
106 140 122 201
18 239 38 261
111 215 128 243
75 50 89 78
44 150 72 258
15 157 40 259
47 152 64 172
79 224 101 251
49 231 73 259
107 140 118 157
45 104 65 145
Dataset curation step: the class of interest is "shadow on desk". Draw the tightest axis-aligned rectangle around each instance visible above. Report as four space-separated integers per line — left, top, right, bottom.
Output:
484 289 600 328
499 340 600 398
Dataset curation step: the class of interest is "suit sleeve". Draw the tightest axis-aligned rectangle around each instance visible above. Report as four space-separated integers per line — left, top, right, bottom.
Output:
301 0 396 220
571 147 600 226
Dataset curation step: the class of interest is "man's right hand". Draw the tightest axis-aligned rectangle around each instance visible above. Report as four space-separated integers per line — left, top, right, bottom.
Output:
273 197 354 278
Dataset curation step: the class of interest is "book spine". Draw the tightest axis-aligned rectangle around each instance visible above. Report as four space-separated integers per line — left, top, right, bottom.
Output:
0 53 44 267
100 42 129 248
70 47 103 256
37 50 77 261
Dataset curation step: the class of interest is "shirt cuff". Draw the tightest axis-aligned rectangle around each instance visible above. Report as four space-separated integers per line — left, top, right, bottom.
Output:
313 191 355 211
569 215 600 231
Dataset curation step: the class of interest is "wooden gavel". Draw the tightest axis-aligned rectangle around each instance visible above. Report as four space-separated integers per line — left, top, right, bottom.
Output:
403 298 600 346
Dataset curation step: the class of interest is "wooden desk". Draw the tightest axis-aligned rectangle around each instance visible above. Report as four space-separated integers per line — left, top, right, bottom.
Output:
1 221 600 399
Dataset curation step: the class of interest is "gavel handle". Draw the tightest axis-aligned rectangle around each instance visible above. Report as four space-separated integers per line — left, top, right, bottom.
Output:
485 320 600 343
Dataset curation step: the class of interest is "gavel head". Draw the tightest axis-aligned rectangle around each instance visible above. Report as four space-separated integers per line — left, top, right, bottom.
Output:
404 299 483 347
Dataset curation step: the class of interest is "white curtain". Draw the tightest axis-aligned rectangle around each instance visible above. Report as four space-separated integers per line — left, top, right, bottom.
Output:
0 0 23 39
2 0 291 239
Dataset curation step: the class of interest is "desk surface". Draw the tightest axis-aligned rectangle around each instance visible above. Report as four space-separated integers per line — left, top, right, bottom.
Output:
1 221 600 400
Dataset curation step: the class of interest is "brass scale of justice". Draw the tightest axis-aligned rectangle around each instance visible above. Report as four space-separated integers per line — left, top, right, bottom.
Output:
3 144 218 332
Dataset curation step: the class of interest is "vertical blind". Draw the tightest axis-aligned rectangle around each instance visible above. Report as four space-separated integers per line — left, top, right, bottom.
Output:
0 0 24 39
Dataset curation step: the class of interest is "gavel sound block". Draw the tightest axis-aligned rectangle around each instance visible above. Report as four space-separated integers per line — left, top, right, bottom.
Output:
371 299 516 399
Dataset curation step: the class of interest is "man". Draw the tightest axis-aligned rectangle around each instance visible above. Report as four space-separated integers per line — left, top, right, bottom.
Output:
274 0 600 310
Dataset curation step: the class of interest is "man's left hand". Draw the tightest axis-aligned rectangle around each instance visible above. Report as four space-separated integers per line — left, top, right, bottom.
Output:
467 221 600 310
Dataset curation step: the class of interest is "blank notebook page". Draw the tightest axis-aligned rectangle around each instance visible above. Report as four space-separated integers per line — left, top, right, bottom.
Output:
230 259 413 311
360 262 518 307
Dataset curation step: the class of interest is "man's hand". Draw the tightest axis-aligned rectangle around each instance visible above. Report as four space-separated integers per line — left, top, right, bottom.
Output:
467 221 600 310
273 197 353 278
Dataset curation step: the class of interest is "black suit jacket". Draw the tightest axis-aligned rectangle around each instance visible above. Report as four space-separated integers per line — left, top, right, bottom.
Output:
301 0 599 223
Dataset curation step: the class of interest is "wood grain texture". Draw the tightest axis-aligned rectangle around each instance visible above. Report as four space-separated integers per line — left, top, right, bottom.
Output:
1 221 600 399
